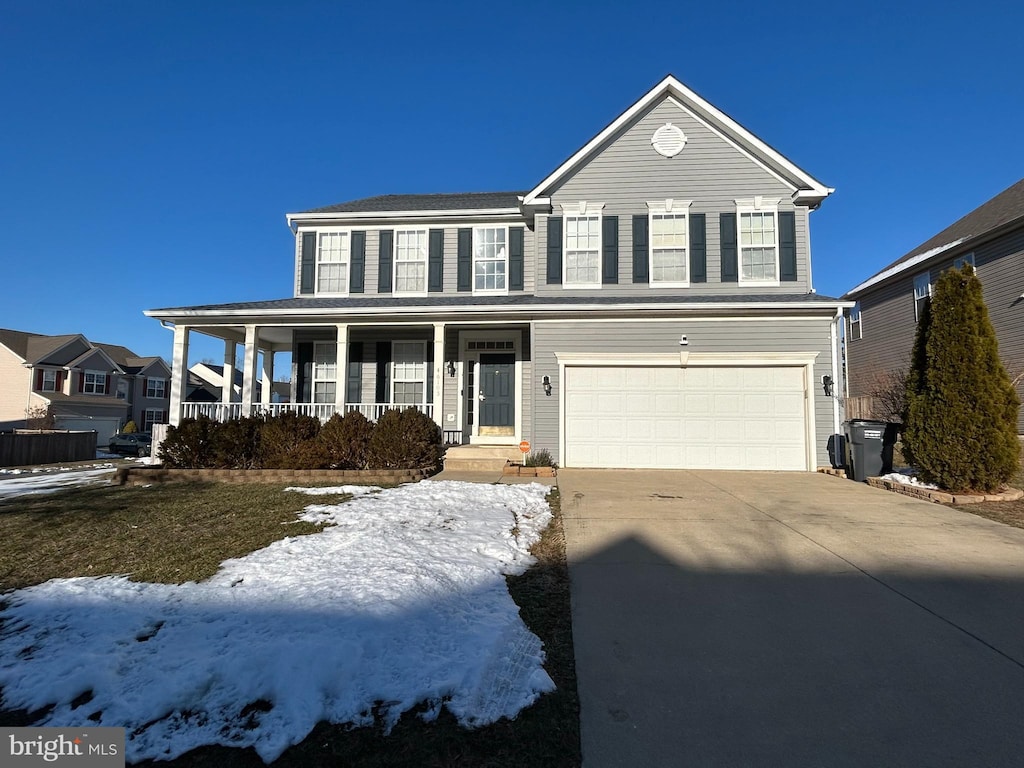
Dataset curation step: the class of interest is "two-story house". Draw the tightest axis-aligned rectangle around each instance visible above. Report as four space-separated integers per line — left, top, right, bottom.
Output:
0 328 172 443
145 75 847 471
844 178 1024 432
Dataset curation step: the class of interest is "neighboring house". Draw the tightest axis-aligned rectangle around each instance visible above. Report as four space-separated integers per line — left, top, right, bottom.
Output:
0 328 171 443
145 75 848 471
186 362 290 405
843 178 1024 432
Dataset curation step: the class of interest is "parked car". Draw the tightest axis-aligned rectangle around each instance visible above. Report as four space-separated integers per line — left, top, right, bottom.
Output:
108 433 153 457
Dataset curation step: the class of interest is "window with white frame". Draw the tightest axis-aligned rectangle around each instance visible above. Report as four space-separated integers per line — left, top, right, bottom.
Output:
142 408 166 432
391 341 426 406
83 370 106 395
395 229 428 293
146 378 166 399
316 231 349 294
649 201 690 285
913 272 931 321
738 203 779 283
312 342 337 403
41 369 57 392
473 227 508 292
564 210 601 287
849 302 862 341
953 252 975 270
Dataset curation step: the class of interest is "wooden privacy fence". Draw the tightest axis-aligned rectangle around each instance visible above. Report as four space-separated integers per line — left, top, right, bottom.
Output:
0 430 97 467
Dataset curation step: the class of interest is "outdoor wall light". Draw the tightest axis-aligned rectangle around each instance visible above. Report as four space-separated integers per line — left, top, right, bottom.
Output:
679 334 688 346
822 374 834 397
447 361 456 377
542 375 552 397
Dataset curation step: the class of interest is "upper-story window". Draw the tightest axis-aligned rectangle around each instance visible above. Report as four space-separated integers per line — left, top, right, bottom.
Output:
83 370 106 395
474 227 508 293
395 229 428 294
849 302 862 341
913 272 931 321
41 369 57 392
564 203 603 288
312 342 337 403
316 231 349 294
648 200 691 286
736 198 780 284
953 252 975 270
146 378 167 399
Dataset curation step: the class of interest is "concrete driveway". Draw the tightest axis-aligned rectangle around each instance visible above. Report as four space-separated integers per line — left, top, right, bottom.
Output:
558 469 1024 767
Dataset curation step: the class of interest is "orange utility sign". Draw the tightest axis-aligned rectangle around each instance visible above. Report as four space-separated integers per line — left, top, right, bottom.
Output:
519 440 531 453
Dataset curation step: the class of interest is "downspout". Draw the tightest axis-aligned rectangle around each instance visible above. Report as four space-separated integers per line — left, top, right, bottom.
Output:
831 306 843 437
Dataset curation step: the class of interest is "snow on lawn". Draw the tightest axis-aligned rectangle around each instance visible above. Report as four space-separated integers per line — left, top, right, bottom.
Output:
0 481 555 763
878 469 939 489
0 466 114 499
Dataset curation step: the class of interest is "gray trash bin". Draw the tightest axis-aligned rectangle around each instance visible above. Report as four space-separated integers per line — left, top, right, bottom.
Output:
843 420 897 482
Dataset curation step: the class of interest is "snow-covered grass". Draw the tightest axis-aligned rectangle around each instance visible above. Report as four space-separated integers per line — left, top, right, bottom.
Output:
0 481 556 764
878 468 939 490
0 465 115 499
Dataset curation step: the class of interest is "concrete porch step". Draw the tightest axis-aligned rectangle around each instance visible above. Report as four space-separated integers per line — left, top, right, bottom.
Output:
443 444 523 472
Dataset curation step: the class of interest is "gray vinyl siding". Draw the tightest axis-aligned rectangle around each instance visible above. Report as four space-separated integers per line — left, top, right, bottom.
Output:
847 225 1024 432
532 317 836 468
537 97 812 296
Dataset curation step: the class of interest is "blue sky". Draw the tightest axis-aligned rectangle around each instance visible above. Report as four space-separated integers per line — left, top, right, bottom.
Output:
2 1 1021 366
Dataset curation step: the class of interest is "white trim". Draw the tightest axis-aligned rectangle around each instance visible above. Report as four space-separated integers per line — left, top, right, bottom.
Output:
310 226 352 297
647 199 692 288
311 340 339 404
555 351 818 471
736 200 781 287
846 238 967 297
471 224 510 296
848 302 862 341
561 203 604 289
913 272 932 321
831 306 843 441
390 340 429 408
458 330 522 444
393 228 429 296
523 75 833 206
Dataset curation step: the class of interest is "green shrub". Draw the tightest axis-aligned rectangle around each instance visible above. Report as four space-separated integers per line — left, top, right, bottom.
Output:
159 417 216 468
122 420 138 434
903 265 1020 492
211 416 263 469
524 448 557 467
366 407 442 471
257 411 325 469
319 410 374 469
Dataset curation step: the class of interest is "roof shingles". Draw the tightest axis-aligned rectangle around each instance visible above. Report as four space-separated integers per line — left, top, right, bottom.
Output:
301 191 526 215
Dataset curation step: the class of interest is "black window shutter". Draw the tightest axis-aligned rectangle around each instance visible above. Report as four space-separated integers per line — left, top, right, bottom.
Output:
425 339 434 405
779 211 797 281
350 231 366 293
720 213 738 282
457 228 472 292
690 214 706 283
509 227 524 291
546 216 563 284
300 232 316 294
602 216 619 284
375 341 391 403
428 228 444 292
632 215 649 283
378 230 394 293
346 341 363 404
296 342 314 402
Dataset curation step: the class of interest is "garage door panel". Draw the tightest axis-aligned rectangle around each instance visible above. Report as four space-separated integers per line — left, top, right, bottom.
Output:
565 365 807 471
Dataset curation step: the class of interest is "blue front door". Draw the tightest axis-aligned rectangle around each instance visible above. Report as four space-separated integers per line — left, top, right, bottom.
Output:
479 353 515 433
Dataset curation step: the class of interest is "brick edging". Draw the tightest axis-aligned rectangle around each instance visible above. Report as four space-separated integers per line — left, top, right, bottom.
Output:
113 466 431 486
865 476 1024 504
502 465 557 477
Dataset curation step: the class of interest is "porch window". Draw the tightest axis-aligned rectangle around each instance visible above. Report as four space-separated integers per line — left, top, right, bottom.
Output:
913 272 931 321
146 378 167 399
649 207 689 285
316 231 349 294
41 369 57 392
395 229 428 293
312 342 338 403
391 341 426 406
83 370 106 395
738 209 778 282
564 214 601 287
473 227 507 292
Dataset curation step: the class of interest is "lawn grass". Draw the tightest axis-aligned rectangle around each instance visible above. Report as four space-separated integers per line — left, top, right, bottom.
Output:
947 441 1024 531
1 481 581 766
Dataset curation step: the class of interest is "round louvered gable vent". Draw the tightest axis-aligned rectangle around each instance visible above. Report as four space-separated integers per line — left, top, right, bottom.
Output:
651 123 686 158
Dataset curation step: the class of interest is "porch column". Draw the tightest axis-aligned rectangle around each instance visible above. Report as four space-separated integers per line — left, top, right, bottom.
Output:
260 349 274 406
222 340 236 404
241 325 259 417
432 322 445 429
169 324 190 427
335 324 348 415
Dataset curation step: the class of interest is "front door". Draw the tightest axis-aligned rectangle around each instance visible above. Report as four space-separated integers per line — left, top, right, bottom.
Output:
478 353 515 436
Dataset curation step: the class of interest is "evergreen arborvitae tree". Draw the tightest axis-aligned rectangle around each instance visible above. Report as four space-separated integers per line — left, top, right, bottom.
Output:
901 294 932 468
903 265 1020 492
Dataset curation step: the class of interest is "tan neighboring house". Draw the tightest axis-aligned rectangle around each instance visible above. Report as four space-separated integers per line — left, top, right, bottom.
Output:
0 329 172 445
843 178 1024 432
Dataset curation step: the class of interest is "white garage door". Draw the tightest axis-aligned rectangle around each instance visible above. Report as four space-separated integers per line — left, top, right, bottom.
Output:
564 366 807 470
54 417 121 448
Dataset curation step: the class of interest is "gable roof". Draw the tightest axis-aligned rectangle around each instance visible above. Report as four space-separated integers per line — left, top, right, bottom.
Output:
846 177 1024 297
300 191 525 215
523 74 833 207
0 328 39 360
25 334 87 365
66 346 126 374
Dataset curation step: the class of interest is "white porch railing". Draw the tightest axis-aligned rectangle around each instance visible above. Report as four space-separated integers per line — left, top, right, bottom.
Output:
181 402 434 424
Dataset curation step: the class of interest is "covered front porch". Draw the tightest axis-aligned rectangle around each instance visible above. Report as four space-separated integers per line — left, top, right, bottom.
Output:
167 321 531 448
